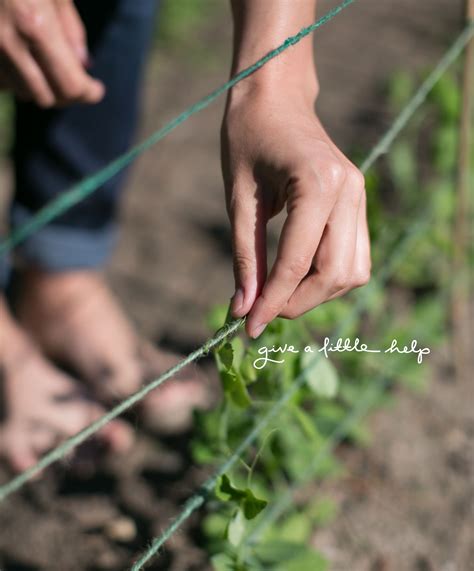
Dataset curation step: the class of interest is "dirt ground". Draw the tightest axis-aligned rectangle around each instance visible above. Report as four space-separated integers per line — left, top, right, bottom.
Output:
0 1 472 570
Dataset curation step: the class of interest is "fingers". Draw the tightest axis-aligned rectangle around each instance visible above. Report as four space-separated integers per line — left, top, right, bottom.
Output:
55 0 88 66
281 170 370 318
2 0 104 106
229 177 268 318
0 33 55 106
326 189 371 301
246 167 339 337
23 10 104 105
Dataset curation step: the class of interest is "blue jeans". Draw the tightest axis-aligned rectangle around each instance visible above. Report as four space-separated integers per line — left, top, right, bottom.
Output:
0 0 157 287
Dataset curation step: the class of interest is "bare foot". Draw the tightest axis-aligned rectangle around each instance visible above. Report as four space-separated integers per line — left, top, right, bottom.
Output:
16 270 209 432
0 296 133 473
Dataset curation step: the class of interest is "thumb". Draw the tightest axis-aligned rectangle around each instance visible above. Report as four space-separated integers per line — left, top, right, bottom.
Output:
229 182 267 318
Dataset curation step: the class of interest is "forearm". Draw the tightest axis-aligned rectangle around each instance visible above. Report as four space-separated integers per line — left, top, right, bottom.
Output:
229 0 319 104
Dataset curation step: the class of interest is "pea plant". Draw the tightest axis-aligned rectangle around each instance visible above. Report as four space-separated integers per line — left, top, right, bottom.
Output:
192 68 462 571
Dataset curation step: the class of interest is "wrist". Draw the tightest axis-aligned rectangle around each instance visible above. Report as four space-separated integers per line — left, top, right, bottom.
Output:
226 71 319 115
229 0 319 109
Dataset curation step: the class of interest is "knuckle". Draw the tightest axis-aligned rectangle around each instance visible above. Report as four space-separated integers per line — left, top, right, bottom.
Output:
352 267 371 288
279 305 300 320
233 251 255 275
324 158 346 191
15 4 46 41
259 297 282 319
330 269 351 292
346 165 365 190
345 166 365 207
281 256 312 280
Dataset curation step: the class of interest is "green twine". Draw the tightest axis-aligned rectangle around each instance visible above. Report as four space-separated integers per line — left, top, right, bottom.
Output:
0 16 471 509
245 374 392 547
0 0 357 256
0 317 245 502
131 215 430 571
359 19 474 173
0 0 358 503
130 23 474 568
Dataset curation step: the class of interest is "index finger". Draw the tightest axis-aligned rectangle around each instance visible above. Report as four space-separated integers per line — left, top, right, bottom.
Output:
246 172 336 338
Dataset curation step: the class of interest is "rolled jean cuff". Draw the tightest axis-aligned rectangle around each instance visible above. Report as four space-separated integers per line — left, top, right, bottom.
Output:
10 204 117 272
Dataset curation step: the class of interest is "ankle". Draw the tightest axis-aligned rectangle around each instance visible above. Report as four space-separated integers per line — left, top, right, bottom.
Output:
19 268 106 319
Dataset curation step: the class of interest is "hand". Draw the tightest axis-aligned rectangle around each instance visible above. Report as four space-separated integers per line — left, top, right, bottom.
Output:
221 87 371 338
0 0 104 107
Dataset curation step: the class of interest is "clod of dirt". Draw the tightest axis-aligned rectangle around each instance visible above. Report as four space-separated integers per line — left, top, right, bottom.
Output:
104 516 137 543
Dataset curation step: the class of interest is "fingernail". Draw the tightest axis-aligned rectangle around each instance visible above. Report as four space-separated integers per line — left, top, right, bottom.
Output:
231 288 244 314
251 323 267 339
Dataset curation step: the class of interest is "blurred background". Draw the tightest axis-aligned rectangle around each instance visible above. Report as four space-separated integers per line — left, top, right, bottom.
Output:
0 0 472 570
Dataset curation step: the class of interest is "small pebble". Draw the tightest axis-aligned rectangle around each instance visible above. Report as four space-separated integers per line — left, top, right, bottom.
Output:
104 516 137 543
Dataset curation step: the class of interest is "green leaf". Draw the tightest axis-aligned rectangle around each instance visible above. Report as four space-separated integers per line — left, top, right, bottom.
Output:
231 337 246 369
226 509 246 547
212 553 236 571
242 494 267 520
207 304 229 331
240 352 258 384
254 541 327 571
216 475 267 520
219 342 234 371
388 141 418 200
302 351 339 399
222 370 252 408
277 512 312 542
388 70 414 108
216 474 245 502
276 550 327 571
291 405 321 444
191 441 217 464
202 512 228 539
429 72 460 122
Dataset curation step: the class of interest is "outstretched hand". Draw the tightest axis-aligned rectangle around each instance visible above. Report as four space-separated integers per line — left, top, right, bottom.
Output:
222 87 371 338
0 0 104 107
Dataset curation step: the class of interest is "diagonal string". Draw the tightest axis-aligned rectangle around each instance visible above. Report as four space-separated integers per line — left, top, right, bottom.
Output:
0 317 244 502
0 19 471 506
129 23 474 569
246 314 440 546
360 19 474 172
130 216 430 571
0 0 357 257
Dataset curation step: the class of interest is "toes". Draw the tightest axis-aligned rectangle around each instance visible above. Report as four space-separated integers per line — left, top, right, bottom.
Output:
99 420 134 454
45 398 97 437
94 360 142 401
143 379 210 434
50 399 134 454
3 437 38 474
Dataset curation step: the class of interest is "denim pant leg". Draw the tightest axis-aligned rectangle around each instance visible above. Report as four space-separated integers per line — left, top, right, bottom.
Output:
5 0 157 280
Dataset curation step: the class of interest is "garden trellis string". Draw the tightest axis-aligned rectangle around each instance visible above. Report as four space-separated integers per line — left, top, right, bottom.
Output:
0 0 356 257
0 18 472 506
130 212 428 570
130 21 474 568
